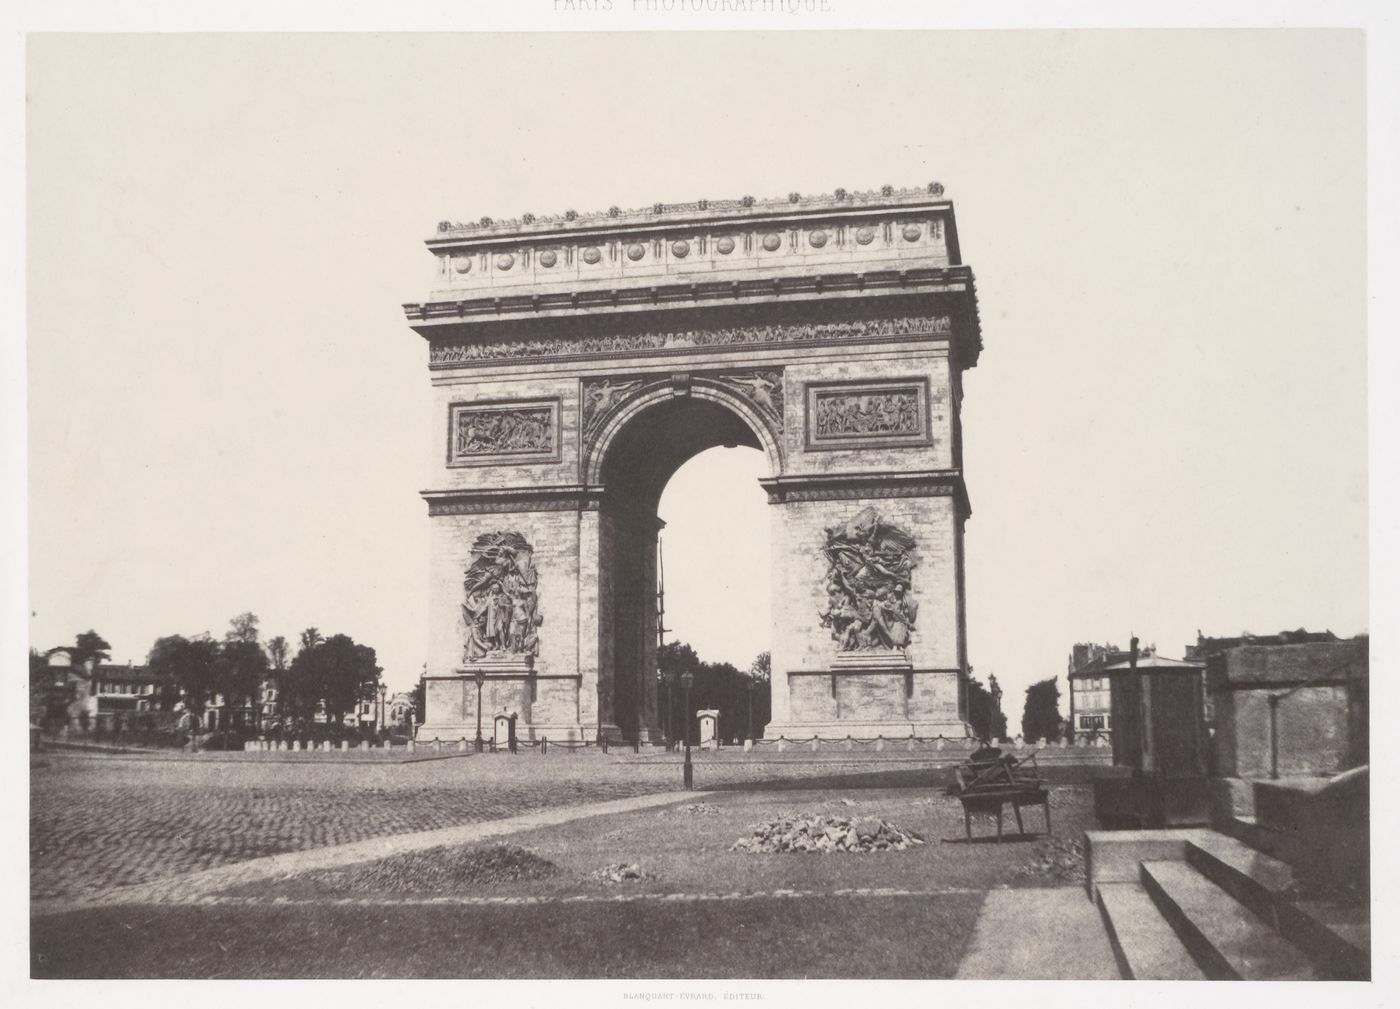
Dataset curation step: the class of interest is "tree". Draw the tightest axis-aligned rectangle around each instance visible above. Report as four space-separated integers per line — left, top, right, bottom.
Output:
266 635 290 672
741 651 773 740
146 634 220 721
659 642 703 741
966 673 1008 742
72 630 111 670
209 612 269 727
1021 677 1064 743
29 647 50 687
287 633 381 728
298 627 323 654
226 612 260 645
411 674 426 726
218 638 268 727
657 642 774 743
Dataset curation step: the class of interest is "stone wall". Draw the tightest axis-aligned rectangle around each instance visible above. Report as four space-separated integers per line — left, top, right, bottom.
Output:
1207 639 1368 778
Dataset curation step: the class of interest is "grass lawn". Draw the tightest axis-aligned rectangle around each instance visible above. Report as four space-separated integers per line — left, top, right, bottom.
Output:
32 784 1096 979
217 785 1093 902
32 893 985 979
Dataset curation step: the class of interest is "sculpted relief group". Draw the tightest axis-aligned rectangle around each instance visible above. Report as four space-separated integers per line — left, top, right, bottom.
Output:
819 507 920 653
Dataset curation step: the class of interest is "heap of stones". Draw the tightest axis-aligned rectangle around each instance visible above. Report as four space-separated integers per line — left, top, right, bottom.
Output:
655 802 720 817
589 863 651 883
731 814 925 854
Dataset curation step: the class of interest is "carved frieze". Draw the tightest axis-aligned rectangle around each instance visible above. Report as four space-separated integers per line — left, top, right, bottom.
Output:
805 379 934 452
817 506 920 654
448 399 560 467
429 315 952 368
462 532 543 663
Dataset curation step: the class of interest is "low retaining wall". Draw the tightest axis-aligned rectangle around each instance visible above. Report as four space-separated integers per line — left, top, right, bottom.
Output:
241 734 1113 758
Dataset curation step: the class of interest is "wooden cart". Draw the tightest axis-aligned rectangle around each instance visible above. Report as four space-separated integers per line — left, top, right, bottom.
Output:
952 751 1050 842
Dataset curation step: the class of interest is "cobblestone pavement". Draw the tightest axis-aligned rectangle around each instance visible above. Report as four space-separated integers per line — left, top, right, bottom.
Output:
31 748 1103 903
31 752 676 902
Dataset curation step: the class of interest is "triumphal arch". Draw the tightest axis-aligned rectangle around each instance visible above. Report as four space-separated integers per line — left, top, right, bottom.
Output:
404 185 982 743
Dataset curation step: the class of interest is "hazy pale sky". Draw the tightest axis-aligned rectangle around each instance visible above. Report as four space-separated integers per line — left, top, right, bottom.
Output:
24 30 1370 706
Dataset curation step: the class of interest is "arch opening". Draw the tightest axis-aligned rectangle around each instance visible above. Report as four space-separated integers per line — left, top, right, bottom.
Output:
594 395 774 742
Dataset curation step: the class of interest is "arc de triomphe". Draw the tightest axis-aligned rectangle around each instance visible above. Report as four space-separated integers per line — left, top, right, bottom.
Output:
405 185 982 743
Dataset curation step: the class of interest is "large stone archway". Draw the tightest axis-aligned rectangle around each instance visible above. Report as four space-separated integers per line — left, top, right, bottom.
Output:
407 186 982 742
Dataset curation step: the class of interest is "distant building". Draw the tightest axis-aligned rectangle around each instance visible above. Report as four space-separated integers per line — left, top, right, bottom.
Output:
88 663 168 717
256 676 282 731
386 691 416 728
35 650 176 729
1066 642 1143 741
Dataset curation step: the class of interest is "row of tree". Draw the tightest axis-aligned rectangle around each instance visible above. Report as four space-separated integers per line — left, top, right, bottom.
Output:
956 670 1070 743
657 642 771 742
32 614 383 733
147 613 382 728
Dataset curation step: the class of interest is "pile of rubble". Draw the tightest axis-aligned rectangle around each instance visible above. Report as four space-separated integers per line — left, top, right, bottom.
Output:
589 862 652 883
655 802 720 817
731 814 925 854
1010 837 1085 885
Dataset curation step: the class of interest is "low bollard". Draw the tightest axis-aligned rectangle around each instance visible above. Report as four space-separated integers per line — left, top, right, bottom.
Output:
541 736 548 755
405 739 415 753
743 738 753 753
340 740 349 752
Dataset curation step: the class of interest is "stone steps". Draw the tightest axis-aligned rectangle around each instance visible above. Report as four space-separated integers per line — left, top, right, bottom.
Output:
1086 826 1368 980
1095 882 1205 980
1138 860 1316 980
1183 831 1369 979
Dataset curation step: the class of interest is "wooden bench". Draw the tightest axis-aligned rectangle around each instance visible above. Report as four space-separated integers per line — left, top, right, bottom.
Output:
953 751 1050 842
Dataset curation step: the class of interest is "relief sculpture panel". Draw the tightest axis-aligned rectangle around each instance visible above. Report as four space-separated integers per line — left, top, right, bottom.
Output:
462 532 543 663
448 400 559 466
817 507 920 653
805 379 933 451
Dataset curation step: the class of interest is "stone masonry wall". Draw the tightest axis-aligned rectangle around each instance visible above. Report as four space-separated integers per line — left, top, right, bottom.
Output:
769 493 962 732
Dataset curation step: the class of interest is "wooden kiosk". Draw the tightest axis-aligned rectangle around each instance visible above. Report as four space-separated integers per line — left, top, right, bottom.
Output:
1093 641 1210 828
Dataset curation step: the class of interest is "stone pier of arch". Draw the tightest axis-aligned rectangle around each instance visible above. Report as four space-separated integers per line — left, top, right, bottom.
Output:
404 186 982 743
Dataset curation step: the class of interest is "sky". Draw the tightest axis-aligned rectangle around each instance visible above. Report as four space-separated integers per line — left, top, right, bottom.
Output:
19 28 1377 710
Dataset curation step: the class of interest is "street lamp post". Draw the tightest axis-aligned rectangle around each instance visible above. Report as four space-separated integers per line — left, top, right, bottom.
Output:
680 671 694 789
660 671 671 747
746 677 755 743
473 668 485 753
377 682 387 735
